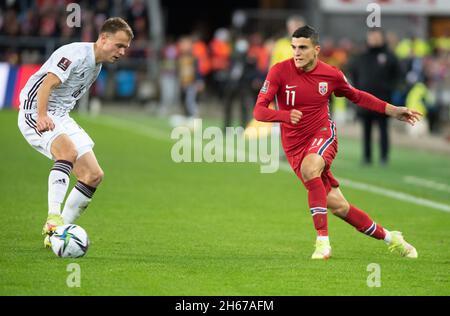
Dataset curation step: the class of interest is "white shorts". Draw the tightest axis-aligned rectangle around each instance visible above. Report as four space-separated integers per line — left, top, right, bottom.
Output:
18 111 94 160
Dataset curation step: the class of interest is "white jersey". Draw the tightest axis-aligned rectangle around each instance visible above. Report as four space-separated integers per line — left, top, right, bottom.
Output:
20 42 102 116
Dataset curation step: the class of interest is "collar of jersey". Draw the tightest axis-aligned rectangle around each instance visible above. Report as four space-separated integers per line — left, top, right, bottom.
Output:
292 58 320 75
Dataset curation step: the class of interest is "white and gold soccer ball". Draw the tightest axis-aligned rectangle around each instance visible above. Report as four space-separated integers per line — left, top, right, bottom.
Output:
50 224 89 258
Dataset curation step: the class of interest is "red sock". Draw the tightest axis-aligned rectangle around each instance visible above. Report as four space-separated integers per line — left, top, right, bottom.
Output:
304 177 328 236
345 205 386 240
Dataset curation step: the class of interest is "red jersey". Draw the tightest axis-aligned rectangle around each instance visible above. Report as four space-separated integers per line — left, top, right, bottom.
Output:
253 59 387 156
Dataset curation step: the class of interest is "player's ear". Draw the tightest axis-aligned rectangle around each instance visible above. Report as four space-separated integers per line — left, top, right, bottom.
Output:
315 45 321 56
99 32 109 43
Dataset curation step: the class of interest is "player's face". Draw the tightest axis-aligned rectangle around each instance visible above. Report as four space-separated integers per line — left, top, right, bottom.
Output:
291 37 320 70
367 31 384 48
101 31 131 63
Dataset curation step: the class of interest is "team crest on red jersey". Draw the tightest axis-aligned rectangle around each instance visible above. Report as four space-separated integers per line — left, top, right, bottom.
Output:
318 82 328 95
261 80 270 94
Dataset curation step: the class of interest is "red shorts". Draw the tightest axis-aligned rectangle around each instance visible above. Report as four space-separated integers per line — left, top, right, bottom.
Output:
285 121 339 193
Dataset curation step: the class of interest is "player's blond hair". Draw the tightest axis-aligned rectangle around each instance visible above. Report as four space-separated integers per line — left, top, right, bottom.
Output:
100 17 134 40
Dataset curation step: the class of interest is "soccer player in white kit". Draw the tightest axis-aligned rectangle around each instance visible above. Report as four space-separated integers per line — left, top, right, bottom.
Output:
18 17 133 247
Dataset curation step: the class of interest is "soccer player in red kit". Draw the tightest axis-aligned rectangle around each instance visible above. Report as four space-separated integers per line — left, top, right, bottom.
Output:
253 25 421 259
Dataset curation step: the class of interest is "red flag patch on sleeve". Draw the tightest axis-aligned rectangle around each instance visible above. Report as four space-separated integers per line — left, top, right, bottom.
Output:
57 57 72 71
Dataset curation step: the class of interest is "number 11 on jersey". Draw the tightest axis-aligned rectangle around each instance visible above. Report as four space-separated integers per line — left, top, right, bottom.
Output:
286 90 296 106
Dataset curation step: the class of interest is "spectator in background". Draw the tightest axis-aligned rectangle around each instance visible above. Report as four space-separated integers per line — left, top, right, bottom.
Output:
270 15 305 66
320 37 353 69
159 38 179 116
20 9 39 37
0 8 3 32
123 0 149 61
395 35 431 60
349 28 401 166
128 16 149 58
178 36 203 119
209 28 231 100
422 45 450 134
39 11 58 37
2 8 21 36
192 32 211 80
81 12 95 42
247 33 272 102
94 0 111 16
405 76 433 136
247 32 270 82
59 14 77 40
223 36 258 129
126 0 148 26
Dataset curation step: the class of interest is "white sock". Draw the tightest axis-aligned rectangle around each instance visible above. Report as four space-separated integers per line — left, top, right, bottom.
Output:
317 236 330 242
62 181 96 224
384 229 392 244
48 160 73 215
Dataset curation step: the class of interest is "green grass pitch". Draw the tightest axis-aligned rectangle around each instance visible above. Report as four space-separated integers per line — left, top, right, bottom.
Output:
0 109 449 295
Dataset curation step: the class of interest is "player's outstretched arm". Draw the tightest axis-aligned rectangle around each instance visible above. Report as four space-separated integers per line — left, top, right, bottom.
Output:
385 103 422 126
36 73 61 132
334 69 422 125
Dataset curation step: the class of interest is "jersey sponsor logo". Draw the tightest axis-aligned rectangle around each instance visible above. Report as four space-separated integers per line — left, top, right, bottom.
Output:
285 85 297 89
72 85 85 98
319 82 328 95
57 57 72 71
261 80 270 94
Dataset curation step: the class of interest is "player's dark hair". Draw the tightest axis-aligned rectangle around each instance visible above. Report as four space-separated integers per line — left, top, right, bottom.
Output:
100 17 134 39
292 25 319 45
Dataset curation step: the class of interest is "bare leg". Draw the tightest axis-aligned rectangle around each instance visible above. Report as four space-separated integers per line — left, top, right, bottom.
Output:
62 151 104 224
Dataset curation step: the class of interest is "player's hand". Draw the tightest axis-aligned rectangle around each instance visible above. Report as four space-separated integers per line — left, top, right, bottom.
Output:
36 115 55 132
290 109 303 124
386 104 422 126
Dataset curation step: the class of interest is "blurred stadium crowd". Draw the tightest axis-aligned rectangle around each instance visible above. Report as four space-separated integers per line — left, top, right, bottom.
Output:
0 0 150 61
1 0 450 135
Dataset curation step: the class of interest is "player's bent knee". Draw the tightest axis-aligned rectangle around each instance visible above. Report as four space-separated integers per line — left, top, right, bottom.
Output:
300 155 325 182
301 166 322 182
330 201 350 218
97 169 105 184
89 168 104 186
55 148 78 163
68 149 78 162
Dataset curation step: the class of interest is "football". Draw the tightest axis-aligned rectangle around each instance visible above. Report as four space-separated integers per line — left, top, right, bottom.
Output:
50 224 89 258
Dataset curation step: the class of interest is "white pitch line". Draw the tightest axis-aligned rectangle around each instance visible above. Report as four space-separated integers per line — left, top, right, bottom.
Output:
338 177 450 213
88 114 450 214
279 162 450 213
89 114 170 141
403 176 450 194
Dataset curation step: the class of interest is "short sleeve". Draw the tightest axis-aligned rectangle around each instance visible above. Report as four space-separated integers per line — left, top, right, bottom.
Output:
47 49 80 84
